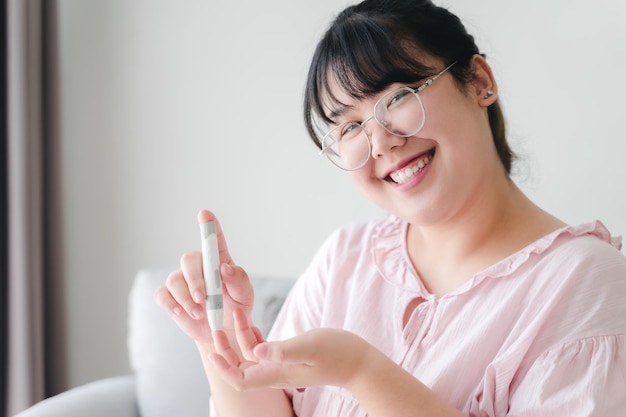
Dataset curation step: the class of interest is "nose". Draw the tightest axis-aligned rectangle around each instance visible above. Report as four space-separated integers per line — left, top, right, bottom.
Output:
365 119 407 159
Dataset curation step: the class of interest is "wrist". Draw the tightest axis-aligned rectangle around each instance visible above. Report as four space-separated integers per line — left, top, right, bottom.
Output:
342 338 383 392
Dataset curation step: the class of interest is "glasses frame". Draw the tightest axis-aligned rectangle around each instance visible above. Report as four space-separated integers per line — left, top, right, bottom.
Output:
319 61 457 171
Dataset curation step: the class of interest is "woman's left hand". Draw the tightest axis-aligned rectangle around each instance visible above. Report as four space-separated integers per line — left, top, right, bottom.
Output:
209 309 373 391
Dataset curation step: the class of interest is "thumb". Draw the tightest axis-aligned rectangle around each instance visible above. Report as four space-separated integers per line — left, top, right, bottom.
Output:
253 335 316 364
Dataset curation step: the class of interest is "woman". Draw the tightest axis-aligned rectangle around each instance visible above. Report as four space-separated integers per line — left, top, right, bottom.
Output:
155 0 626 415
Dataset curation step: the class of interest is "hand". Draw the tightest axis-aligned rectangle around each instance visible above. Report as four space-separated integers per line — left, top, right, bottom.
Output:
154 209 256 345
209 311 372 391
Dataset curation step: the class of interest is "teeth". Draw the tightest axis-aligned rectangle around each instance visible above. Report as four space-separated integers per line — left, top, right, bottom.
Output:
390 155 431 184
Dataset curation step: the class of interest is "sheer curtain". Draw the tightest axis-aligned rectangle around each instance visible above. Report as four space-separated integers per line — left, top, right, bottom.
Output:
4 0 66 415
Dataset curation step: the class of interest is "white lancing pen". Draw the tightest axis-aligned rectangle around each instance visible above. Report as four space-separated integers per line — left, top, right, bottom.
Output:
200 221 224 330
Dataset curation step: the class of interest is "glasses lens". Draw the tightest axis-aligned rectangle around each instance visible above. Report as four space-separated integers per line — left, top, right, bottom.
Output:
322 123 370 170
375 87 425 136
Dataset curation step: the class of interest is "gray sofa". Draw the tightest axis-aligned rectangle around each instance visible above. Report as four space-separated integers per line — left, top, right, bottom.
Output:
15 269 295 417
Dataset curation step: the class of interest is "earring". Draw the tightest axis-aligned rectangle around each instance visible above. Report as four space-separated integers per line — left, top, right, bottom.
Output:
483 90 494 99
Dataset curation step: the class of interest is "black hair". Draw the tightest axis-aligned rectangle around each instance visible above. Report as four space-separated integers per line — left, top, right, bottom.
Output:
303 0 514 174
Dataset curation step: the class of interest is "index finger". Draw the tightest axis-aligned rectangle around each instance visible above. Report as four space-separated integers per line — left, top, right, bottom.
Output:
198 209 233 266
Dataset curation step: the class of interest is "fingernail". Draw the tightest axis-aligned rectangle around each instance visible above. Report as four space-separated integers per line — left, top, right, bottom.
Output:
172 306 182 316
193 290 204 304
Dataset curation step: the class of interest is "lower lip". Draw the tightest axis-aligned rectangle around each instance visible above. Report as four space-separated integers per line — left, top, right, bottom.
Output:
391 155 433 191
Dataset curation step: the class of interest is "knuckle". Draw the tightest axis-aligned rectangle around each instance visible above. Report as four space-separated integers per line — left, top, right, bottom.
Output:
153 286 178 313
180 251 199 267
165 270 181 288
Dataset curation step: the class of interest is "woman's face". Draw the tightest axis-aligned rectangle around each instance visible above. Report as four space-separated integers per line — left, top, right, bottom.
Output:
325 55 503 226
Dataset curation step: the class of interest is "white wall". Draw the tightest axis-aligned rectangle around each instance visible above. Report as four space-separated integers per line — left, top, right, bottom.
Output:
57 0 626 388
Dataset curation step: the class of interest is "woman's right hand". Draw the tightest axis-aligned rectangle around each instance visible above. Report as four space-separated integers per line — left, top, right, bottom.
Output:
154 209 257 347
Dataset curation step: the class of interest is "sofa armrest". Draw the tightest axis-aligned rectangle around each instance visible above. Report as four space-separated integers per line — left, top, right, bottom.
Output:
13 375 138 417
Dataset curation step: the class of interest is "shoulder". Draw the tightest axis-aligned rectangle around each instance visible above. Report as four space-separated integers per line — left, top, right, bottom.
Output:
549 220 622 252
528 221 626 335
485 221 626 338
532 220 626 275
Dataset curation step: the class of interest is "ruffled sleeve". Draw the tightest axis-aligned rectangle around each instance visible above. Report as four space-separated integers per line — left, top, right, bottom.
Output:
508 335 626 416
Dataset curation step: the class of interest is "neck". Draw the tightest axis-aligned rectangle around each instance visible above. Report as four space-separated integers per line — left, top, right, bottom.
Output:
406 178 564 295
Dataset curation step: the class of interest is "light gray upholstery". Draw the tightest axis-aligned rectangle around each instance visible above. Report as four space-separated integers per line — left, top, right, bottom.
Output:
13 376 137 417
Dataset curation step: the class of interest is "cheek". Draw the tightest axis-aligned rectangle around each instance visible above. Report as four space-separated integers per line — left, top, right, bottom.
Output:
420 79 478 127
425 93 490 154
430 98 473 131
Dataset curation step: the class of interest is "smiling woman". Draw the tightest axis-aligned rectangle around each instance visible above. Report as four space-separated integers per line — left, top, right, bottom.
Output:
16 0 624 416
154 1 626 416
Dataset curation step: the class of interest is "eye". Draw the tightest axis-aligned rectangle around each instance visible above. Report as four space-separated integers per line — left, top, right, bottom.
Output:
339 122 362 140
386 89 412 110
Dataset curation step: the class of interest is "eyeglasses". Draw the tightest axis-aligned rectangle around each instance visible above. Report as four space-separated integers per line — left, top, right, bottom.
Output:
318 61 456 171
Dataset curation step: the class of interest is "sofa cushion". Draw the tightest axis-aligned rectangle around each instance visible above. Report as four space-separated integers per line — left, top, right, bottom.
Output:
127 268 294 417
13 376 137 417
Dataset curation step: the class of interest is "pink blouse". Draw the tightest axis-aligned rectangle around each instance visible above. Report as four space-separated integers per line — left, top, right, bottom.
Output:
268 215 626 416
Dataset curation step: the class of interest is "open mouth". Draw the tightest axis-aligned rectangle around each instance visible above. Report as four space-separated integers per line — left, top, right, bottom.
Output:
387 149 435 184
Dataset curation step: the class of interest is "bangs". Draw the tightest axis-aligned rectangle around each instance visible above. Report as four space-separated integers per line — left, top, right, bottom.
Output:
312 15 435 125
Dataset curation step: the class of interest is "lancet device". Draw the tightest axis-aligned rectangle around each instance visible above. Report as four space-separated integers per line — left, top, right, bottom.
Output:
200 221 224 330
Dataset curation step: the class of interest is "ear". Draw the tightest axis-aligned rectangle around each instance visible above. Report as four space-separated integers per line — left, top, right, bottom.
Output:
470 54 498 107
